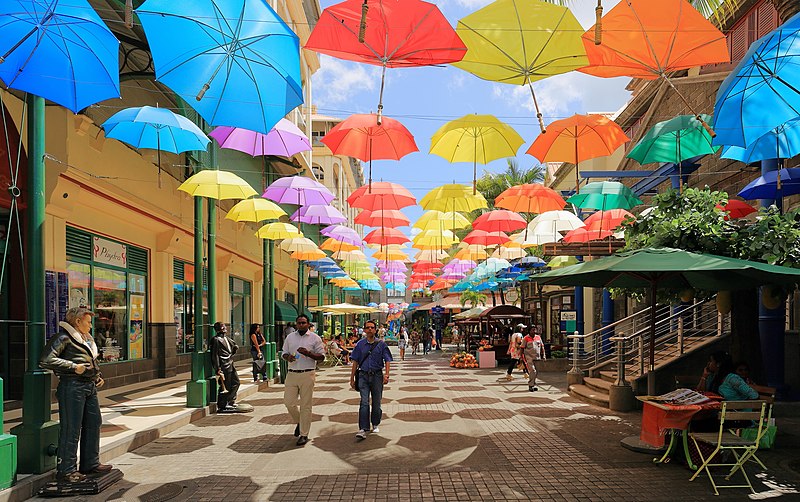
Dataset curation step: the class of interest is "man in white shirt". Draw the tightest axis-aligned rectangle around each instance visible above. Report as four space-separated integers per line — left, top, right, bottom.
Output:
281 314 325 446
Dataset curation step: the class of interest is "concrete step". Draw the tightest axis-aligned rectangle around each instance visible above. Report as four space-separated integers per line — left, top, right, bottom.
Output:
584 376 612 393
599 370 616 383
569 384 610 407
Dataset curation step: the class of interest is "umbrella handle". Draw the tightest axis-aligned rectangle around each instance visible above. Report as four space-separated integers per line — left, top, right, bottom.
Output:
125 0 134 28
594 2 603 45
358 0 369 43
697 115 716 138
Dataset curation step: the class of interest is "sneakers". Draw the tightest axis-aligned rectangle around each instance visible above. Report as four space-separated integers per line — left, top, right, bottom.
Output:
528 386 538 392
504 374 513 381
355 429 367 440
296 436 309 446
371 426 380 433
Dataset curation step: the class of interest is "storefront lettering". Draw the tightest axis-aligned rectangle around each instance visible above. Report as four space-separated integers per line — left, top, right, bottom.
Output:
93 237 127 267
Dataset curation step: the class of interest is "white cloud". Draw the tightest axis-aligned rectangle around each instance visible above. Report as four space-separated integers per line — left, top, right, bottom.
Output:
312 55 379 107
448 72 467 90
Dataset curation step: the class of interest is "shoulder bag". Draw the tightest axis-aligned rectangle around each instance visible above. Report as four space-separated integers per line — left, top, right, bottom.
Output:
354 341 378 390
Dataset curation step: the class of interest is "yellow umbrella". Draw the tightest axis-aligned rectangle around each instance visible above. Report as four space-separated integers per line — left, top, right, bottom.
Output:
226 198 285 222
429 116 524 193
412 229 458 249
320 238 360 252
372 249 410 261
280 237 319 253
413 210 472 232
255 222 302 240
309 303 378 314
332 249 367 261
452 0 588 134
454 245 489 261
178 170 258 200
413 249 450 261
291 248 327 261
419 183 488 212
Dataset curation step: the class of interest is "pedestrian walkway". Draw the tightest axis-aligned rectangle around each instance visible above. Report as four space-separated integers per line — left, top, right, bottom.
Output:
9 347 800 501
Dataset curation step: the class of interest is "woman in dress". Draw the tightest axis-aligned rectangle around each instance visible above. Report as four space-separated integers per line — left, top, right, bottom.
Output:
249 323 267 382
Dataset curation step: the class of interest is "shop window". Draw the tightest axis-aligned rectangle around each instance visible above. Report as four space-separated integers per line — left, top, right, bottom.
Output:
230 276 251 347
173 259 208 354
64 227 149 363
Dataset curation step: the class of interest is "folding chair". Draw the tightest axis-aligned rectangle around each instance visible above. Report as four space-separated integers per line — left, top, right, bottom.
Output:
323 346 345 367
689 400 768 495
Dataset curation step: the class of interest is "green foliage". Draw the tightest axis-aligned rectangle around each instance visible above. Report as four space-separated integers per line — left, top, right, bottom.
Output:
736 207 800 267
475 159 545 211
459 290 487 307
550 350 566 359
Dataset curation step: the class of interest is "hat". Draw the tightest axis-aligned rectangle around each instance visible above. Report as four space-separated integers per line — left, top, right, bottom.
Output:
516 323 527 328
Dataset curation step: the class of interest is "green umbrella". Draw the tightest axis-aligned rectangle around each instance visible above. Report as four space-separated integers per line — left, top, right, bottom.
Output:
566 181 642 210
531 247 800 394
547 255 579 269
627 114 720 192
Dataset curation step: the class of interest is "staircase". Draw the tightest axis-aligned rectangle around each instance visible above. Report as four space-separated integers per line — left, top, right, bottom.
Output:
566 298 730 408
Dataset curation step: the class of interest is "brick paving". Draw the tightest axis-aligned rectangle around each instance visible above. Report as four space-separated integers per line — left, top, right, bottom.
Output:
28 347 800 501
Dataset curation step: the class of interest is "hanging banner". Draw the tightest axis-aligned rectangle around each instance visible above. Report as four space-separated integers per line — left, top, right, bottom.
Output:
129 294 145 359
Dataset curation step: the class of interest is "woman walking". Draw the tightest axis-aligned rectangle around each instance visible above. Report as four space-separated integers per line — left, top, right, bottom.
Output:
249 323 267 382
398 326 409 361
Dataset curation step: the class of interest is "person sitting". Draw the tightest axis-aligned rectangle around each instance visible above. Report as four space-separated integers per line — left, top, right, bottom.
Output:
328 335 349 364
702 351 759 401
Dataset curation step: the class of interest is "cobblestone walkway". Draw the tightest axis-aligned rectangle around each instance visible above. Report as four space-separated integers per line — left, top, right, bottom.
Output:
31 349 800 501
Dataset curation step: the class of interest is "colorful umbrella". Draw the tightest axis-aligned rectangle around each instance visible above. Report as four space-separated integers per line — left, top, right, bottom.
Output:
721 116 800 166
527 114 629 194
347 181 416 211
291 248 327 261
715 200 757 220
413 211 472 232
372 248 410 262
320 114 418 188
566 181 642 211
580 0 728 135
412 229 458 250
712 13 800 148
420 184 488 213
291 205 347 225
738 168 800 201
364 228 410 246
492 246 526 260
563 227 614 243
320 225 362 246
547 256 579 269
472 210 526 233
263 176 335 206
103 106 209 184
462 230 510 247
627 114 719 167
209 120 311 157
584 209 635 232
280 237 320 253
136 0 302 135
452 0 588 134
255 222 303 240
528 211 585 233
495 184 566 214
305 0 465 123
0 0 120 112
430 115 525 192
226 198 286 222
354 209 410 228
178 170 257 200
320 238 360 252
414 249 450 262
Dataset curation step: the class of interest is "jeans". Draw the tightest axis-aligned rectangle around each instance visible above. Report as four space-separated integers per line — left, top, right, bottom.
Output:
56 378 101 475
357 371 384 431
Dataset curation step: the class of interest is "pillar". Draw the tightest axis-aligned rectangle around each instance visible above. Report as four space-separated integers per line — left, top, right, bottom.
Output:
186 196 208 407
601 288 614 355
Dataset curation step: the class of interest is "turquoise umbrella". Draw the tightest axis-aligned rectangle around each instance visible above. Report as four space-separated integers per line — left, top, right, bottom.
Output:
566 181 642 211
627 114 719 166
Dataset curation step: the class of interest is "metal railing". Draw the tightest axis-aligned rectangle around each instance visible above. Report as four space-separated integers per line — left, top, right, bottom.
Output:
567 297 729 381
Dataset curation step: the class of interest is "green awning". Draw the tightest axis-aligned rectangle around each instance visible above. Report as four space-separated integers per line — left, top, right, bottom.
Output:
274 301 298 322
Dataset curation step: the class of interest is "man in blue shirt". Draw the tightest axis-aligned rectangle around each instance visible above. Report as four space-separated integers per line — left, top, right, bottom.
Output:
349 319 392 439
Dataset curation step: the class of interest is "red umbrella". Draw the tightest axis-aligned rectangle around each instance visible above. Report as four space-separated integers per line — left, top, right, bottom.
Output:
364 227 410 246
410 272 437 281
472 210 526 233
462 230 510 247
412 261 443 272
321 113 418 188
354 209 411 228
563 227 613 243
584 209 635 232
348 181 416 211
715 200 756 220
305 0 466 123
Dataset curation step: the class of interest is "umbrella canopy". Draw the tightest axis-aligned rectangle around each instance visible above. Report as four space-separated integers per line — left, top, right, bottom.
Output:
528 210 585 233
721 116 800 165
453 245 489 261
364 228 410 246
305 0 465 122
414 210 472 232
178 170 257 200
347 181 416 211
472 210 526 233
566 181 643 211
280 237 320 253
627 114 719 167
263 176 335 206
320 238 360 252
738 168 800 201
527 114 629 194
563 227 614 243
354 209 410 228
414 249 450 262
585 209 635 232
320 114 418 187
712 13 800 148
531 247 800 393
136 0 302 135
291 205 347 225
492 246 526 260
320 225 362 246
103 106 209 154
452 0 588 133
209 120 311 157
309 303 379 314
226 198 286 222
291 248 327 261
495 184 566 214
255 222 303 240
430 115 525 192
547 255 579 269
372 248 409 262
462 230 510 247
412 229 458 249
715 200 757 220
0 0 120 112
419 184 488 213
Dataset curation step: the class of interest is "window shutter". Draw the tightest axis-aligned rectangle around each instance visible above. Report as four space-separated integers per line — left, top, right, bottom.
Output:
65 227 92 261
173 259 184 281
730 20 749 63
757 1 779 39
128 246 148 274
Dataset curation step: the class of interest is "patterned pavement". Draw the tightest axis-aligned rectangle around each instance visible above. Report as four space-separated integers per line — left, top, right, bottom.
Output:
28 348 800 501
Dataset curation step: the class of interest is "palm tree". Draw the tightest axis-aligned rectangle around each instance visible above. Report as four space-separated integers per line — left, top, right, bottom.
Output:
460 290 487 308
475 159 546 211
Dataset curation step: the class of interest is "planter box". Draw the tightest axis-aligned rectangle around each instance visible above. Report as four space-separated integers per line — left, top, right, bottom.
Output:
534 358 569 372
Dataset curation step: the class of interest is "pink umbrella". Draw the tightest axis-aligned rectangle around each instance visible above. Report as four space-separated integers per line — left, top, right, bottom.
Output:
443 259 476 274
291 204 347 225
377 260 408 271
209 120 311 157
263 176 334 206
320 225 362 245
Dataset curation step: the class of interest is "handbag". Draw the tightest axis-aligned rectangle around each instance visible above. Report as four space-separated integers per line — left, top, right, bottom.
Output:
354 341 378 390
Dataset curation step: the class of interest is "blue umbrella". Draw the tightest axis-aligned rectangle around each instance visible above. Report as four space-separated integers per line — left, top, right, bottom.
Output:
103 106 209 184
136 0 303 135
515 256 546 268
712 12 800 148
721 116 800 164
0 0 120 112
738 168 800 200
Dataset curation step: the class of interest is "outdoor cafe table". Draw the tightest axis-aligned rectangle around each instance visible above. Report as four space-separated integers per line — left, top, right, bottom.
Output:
637 396 722 470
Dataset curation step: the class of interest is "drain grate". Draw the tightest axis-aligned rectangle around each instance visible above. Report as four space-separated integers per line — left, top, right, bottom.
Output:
139 482 187 502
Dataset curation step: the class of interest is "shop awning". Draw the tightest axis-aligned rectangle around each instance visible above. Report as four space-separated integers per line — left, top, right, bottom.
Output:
275 300 298 322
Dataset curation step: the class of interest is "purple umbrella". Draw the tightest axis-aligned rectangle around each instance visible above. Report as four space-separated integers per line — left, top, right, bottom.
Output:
443 259 477 274
382 272 407 282
291 204 347 225
263 176 334 206
209 120 311 157
376 260 408 272
320 225 362 245
440 272 467 281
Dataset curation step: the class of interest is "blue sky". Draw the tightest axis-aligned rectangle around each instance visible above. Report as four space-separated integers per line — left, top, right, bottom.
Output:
311 0 632 241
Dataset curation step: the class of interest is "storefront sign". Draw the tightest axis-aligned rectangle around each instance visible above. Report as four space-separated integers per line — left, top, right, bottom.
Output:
129 294 145 359
560 311 577 321
93 237 127 267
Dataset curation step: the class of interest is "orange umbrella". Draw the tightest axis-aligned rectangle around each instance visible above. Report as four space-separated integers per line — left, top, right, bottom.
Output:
472 210 526 233
579 0 729 135
527 114 629 194
563 227 613 243
584 209 635 232
364 227 410 246
495 184 565 214
354 209 410 228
